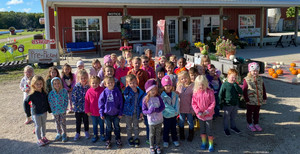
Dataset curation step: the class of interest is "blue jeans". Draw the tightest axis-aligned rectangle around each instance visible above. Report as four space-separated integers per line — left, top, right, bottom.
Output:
144 115 149 140
104 114 121 141
179 113 194 130
163 117 178 142
91 116 105 136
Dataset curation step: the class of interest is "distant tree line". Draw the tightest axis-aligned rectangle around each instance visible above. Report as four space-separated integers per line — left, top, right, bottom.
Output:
0 11 44 29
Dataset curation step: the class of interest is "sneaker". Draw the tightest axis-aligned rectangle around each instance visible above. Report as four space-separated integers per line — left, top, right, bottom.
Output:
100 134 106 141
163 142 169 148
224 129 231 136
254 124 262 131
116 139 122 148
42 137 50 144
85 131 90 139
156 146 162 154
150 147 155 154
145 140 150 145
74 133 80 141
230 127 241 134
128 137 134 147
24 119 32 125
37 139 45 146
106 140 112 149
134 138 140 148
91 135 99 143
173 141 180 147
247 124 256 132
54 134 62 141
62 133 68 142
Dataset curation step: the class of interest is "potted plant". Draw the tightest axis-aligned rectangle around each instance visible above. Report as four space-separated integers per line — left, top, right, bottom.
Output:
215 38 236 59
175 40 191 56
120 46 132 56
9 27 16 35
194 41 205 51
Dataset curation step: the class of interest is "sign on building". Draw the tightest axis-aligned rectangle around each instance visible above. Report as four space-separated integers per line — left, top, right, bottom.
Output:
156 20 165 57
107 12 122 32
28 49 59 63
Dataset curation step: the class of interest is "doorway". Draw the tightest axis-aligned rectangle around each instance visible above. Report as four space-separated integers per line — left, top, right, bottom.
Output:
165 17 178 47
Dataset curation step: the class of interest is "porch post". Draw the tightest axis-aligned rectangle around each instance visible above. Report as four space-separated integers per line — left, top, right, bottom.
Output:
295 7 299 44
260 7 265 48
219 6 224 37
54 4 60 66
179 6 183 41
123 5 128 47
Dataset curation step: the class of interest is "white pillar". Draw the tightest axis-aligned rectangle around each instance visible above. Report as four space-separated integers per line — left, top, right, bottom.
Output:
54 4 60 65
260 7 265 48
179 6 183 41
44 2 50 49
219 6 224 37
295 7 299 44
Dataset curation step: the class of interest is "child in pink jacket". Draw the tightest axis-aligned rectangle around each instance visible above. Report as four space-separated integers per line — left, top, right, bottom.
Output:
192 75 215 152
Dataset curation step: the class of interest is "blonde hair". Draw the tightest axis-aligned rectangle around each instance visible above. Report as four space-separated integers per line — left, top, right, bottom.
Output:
132 56 141 62
160 56 167 61
117 56 125 62
52 78 63 92
165 61 174 68
201 55 211 66
169 55 177 61
103 76 115 85
126 74 137 82
111 53 117 58
177 71 191 87
193 75 209 93
30 75 46 94
24 65 34 73
143 86 158 105
90 76 100 84
76 69 89 83
141 55 149 60
145 49 152 55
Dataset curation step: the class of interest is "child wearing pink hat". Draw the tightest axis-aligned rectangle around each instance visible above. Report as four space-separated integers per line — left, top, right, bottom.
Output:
97 55 113 81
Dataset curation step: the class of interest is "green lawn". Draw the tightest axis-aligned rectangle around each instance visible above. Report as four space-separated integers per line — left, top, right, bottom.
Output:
0 37 44 63
0 29 45 40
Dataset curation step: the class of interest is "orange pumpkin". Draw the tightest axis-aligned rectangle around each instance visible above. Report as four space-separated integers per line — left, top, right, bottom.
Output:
289 67 295 72
268 68 275 73
291 70 298 75
298 69 300 74
272 73 278 78
276 69 283 75
290 63 296 67
269 72 274 76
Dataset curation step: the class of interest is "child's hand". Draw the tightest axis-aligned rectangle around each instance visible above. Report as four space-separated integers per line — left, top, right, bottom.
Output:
87 113 91 116
118 115 122 119
101 116 105 120
25 88 30 93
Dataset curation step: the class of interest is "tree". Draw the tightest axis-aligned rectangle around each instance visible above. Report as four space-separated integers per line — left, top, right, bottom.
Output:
286 7 300 18
0 11 44 29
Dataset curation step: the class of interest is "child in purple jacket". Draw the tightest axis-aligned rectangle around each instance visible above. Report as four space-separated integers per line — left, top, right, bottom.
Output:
99 77 123 149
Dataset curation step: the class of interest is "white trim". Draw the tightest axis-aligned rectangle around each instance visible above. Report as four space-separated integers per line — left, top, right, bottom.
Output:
129 16 153 42
190 17 202 45
238 14 256 34
71 16 103 43
165 16 179 47
44 1 50 49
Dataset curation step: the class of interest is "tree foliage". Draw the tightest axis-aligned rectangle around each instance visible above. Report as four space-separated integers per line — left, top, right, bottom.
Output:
286 7 300 18
0 11 44 29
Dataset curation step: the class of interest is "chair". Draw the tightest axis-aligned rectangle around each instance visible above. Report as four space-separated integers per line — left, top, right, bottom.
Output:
62 48 73 62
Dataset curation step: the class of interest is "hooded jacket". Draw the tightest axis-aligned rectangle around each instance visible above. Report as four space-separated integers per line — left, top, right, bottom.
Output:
192 88 215 121
161 91 179 118
24 90 51 117
48 77 69 115
85 86 105 116
123 86 145 119
98 87 123 117
71 82 90 113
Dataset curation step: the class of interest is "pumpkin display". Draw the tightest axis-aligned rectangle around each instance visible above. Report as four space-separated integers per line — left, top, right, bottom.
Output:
291 70 298 75
272 73 278 78
268 68 275 73
276 69 283 75
297 69 300 74
289 67 295 72
290 63 296 67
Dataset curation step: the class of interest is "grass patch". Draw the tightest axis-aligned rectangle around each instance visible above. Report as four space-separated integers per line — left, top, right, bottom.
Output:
0 66 48 84
0 37 44 63
0 30 45 40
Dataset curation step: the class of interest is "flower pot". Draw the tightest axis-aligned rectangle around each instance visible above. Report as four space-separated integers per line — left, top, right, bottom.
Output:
199 47 203 52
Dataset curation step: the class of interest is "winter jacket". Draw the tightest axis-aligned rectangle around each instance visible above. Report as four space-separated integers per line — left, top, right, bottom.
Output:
85 86 105 116
242 76 267 106
141 66 156 79
98 87 123 117
192 89 215 121
115 67 129 88
176 83 195 114
123 86 145 119
127 69 149 91
48 77 69 115
24 91 51 117
206 74 222 94
142 96 165 125
71 83 90 113
161 91 179 118
219 81 243 108
97 68 104 81
61 73 76 92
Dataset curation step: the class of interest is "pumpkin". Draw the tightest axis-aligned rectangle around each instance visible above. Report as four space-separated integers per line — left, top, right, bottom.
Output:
289 67 295 72
272 73 278 78
276 69 283 75
298 69 300 74
268 68 275 73
290 63 296 67
291 70 298 75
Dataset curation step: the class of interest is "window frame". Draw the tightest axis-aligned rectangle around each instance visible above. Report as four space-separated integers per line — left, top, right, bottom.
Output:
238 14 256 30
129 16 153 43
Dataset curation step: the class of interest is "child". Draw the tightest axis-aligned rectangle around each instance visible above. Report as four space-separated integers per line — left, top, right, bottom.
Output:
161 75 180 148
85 76 106 142
127 57 149 91
201 55 211 74
192 75 216 152
100 66 121 91
115 56 129 89
99 77 123 149
126 57 133 70
174 58 187 75
46 67 60 93
71 69 90 141
20 65 34 124
141 55 156 79
219 69 243 136
24 75 51 146
156 66 165 94
145 49 155 70
75 60 85 77
89 59 102 77
142 79 165 154
48 77 69 142
98 55 113 81
196 65 205 75
124 50 133 60
243 62 267 132
111 53 118 69
169 55 178 71
189 67 199 83
176 71 195 142
165 61 177 88
61 63 76 113
123 74 145 147
156 56 167 70
206 64 222 118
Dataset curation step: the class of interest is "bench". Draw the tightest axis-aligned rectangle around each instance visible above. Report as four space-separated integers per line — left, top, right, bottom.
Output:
253 37 280 46
66 41 96 52
100 39 121 55
275 35 297 48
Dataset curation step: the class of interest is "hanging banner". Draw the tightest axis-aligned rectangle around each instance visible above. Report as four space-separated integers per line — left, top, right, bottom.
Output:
156 20 165 57
28 49 59 63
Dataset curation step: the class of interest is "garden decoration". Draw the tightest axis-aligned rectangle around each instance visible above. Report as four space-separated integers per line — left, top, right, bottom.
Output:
121 15 132 46
12 45 18 51
194 41 205 51
18 44 25 60
8 47 13 54
119 46 132 56
215 38 236 59
1 46 9 62
9 27 16 35
1 46 7 53
175 40 191 56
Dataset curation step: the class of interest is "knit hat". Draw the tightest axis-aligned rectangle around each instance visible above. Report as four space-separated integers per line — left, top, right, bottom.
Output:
76 60 84 67
248 62 260 72
104 55 112 64
145 79 157 93
161 75 172 87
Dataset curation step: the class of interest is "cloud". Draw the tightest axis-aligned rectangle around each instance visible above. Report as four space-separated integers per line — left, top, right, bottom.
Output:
0 8 7 12
6 0 24 5
22 8 31 13
26 2 33 5
7 6 11 9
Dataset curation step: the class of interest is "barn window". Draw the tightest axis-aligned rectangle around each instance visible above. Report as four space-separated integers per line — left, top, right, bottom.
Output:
131 16 153 42
239 15 256 29
72 17 102 42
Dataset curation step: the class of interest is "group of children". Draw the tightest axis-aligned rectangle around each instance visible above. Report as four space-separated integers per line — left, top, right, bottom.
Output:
21 49 267 153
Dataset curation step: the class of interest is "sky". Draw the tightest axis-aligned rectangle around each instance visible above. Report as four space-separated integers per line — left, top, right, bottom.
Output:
0 0 43 13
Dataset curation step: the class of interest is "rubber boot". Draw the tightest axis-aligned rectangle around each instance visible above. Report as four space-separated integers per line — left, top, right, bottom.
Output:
208 136 214 152
187 129 194 142
179 127 185 140
200 134 207 150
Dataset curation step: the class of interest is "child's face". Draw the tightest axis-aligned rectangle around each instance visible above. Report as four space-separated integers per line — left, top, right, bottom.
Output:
94 62 101 69
189 73 197 82
199 83 205 91
159 59 166 67
111 56 117 63
227 74 237 83
250 70 259 77
105 80 115 90
125 51 132 59
50 70 58 78
133 59 141 70
80 75 88 86
105 61 113 67
165 65 173 73
25 69 33 78
78 65 84 70
119 59 126 68
149 87 158 97
142 59 149 67
157 72 165 79
170 57 177 65
128 79 138 92
180 76 188 85
164 85 173 93
209 68 216 76
34 80 43 92
146 52 152 58
197 66 204 75
104 68 114 77
90 80 99 89
178 59 185 68
53 79 61 91
64 67 71 74
127 60 132 67
203 61 210 67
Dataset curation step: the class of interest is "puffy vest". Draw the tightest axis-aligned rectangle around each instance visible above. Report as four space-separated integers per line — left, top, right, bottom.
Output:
244 76 264 106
